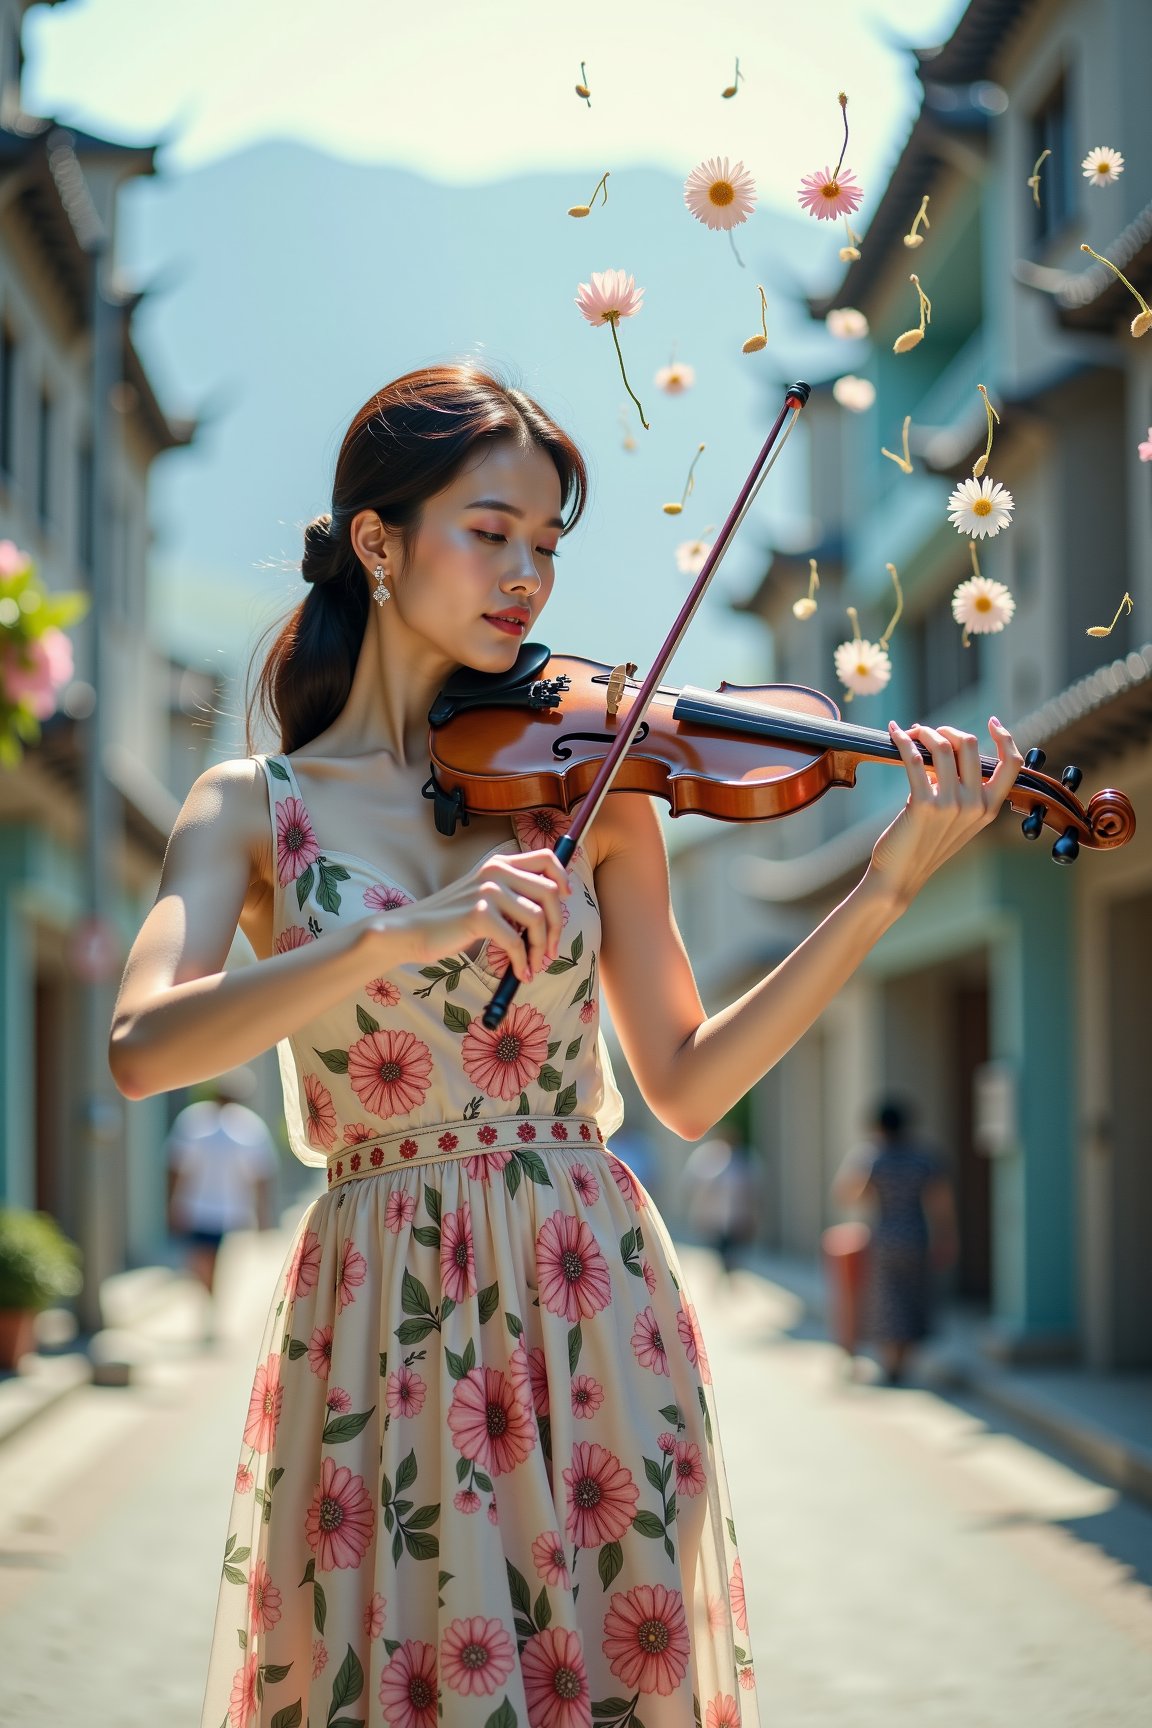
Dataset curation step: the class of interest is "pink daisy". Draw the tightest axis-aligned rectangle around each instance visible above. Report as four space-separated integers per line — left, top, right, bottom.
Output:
570 1163 600 1204
729 1557 749 1632
575 269 644 326
342 1121 375 1144
307 1324 333 1378
336 1238 368 1312
439 1204 477 1303
365 1592 387 1638
525 1345 550 1415
797 164 863 221
243 1353 283 1454
235 1464 254 1494
285 1227 322 1298
677 1302 712 1384
325 1385 352 1414
453 1488 482 1514
384 1190 417 1233
440 1615 516 1697
379 1639 439 1728
684 156 758 230
672 1440 707 1499
631 1307 670 1376
363 882 413 912
532 1529 571 1588
512 807 581 855
348 1027 434 1118
273 923 314 953
570 1374 604 1420
738 1666 756 1691
247 1558 282 1632
706 1694 741 1728
461 1001 551 1100
386 1364 427 1418
562 1441 639 1548
463 1147 514 1181
535 1212 613 1322
302 1072 338 1150
228 1653 259 1728
304 1456 375 1571
520 1625 592 1728
275 795 321 885
642 1260 657 1294
367 977 401 1007
608 1156 645 1208
602 1582 691 1696
312 1638 328 1678
447 1366 537 1476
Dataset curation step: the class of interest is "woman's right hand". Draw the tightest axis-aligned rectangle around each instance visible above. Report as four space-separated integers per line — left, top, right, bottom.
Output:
370 848 572 982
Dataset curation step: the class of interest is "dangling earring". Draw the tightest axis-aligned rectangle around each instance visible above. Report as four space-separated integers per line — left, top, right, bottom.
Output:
373 564 390 606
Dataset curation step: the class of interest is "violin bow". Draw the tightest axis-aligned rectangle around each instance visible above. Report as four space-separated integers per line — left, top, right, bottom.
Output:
481 381 812 1028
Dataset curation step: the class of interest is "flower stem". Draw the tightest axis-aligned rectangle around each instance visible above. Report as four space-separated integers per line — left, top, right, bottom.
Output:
1080 243 1151 316
609 317 649 430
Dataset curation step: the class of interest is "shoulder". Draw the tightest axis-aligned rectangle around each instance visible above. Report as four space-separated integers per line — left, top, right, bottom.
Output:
173 756 278 867
588 790 668 873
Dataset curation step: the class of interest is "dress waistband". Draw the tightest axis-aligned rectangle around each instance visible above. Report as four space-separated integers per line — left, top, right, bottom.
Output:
325 1114 606 1190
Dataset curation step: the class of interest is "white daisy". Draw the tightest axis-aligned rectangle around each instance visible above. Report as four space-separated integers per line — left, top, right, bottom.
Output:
825 307 869 340
832 374 876 412
951 576 1016 635
947 475 1015 538
1081 146 1124 185
675 538 713 576
655 363 696 394
834 637 891 697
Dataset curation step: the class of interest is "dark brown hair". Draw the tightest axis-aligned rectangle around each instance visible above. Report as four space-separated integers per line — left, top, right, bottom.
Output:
244 365 588 754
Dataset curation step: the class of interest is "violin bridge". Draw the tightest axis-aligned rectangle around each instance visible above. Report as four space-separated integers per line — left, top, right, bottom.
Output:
605 662 638 721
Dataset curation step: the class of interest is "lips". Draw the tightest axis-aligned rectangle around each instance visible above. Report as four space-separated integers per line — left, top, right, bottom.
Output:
484 609 530 630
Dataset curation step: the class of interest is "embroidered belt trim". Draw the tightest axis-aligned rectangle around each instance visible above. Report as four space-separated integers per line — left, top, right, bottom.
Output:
325 1114 606 1189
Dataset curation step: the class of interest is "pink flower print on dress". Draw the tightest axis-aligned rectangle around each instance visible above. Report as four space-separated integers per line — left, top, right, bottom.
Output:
657 1431 676 1454
608 1156 645 1208
307 1324 332 1378
461 1001 551 1100
364 1592 387 1639
228 1652 259 1728
312 1639 328 1678
342 1122 375 1145
336 1239 368 1312
673 1439 707 1498
642 1259 657 1294
487 1496 498 1524
531 1529 571 1588
304 1455 375 1570
524 1345 550 1416
447 1365 537 1476
520 1626 591 1728
462 1147 513 1181
513 806 582 856
706 1694 741 1728
326 1385 352 1414
274 923 314 953
453 1488 482 1514
367 977 401 1007
706 1594 727 1632
386 1365 427 1418
562 1440 640 1547
579 998 596 1024
738 1665 756 1690
440 1204 477 1302
677 1302 712 1384
631 1307 669 1376
569 1163 599 1204
378 1639 440 1728
384 1190 417 1234
275 796 321 885
483 896 569 978
570 1373 604 1419
602 1581 691 1696
439 1615 516 1697
247 1558 282 1632
363 881 413 913
243 1353 283 1453
535 1211 613 1322
348 1027 434 1118
302 1073 338 1150
729 1556 749 1632
235 1464 254 1494
285 1228 322 1298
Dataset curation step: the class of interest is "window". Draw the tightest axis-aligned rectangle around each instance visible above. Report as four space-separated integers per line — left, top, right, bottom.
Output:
0 324 14 481
36 386 52 527
1030 73 1075 246
910 591 982 718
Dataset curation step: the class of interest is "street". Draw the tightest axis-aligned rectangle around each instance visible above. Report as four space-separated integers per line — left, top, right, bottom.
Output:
0 1229 1150 1726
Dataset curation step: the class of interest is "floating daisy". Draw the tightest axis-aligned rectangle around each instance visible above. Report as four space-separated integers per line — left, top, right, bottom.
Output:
951 575 1016 641
1139 428 1152 462
684 156 758 231
834 635 891 698
832 374 875 411
1081 146 1124 185
947 475 1015 538
676 537 714 576
826 307 869 339
655 361 696 394
575 269 648 429
797 164 863 222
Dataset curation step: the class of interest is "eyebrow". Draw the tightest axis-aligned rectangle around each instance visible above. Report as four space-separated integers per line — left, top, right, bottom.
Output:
465 498 565 531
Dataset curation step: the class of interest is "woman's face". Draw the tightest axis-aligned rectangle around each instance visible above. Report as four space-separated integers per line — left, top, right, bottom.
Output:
385 437 565 671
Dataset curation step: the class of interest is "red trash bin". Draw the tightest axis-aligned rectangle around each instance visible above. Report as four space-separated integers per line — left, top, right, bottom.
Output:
821 1221 871 1358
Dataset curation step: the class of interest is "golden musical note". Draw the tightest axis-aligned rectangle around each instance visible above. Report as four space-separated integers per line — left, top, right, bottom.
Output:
903 195 930 249
971 384 1000 478
1028 148 1051 209
662 443 706 514
575 62 591 105
880 563 903 647
742 285 769 353
881 415 913 474
893 274 931 353
839 216 862 262
793 558 820 620
1080 244 1152 337
721 57 743 98
1086 592 1133 637
568 171 610 219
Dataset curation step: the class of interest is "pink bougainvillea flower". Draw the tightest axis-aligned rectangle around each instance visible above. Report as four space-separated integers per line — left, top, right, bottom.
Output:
461 1001 550 1100
535 1211 613 1322
336 1238 368 1312
602 1582 691 1695
797 164 863 221
448 1365 537 1475
0 627 73 718
440 1204 477 1303
439 1615 516 1697
378 1639 439 1728
302 1072 338 1149
304 1455 375 1570
562 1440 639 1547
1138 428 1152 462
631 1306 670 1375
521 1626 591 1728
275 795 321 885
0 538 32 577
384 1189 417 1233
684 156 758 230
386 1364 428 1418
243 1353 283 1453
247 1558 282 1632
347 1027 434 1118
532 1528 571 1587
575 269 649 431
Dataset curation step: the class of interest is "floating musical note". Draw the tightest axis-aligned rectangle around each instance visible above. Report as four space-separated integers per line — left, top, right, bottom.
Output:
893 274 931 352
1028 147 1051 209
1086 591 1133 637
721 57 743 98
793 558 820 620
903 195 930 248
663 443 706 515
881 415 913 474
972 384 1000 478
568 171 609 219
575 62 591 105
742 285 769 353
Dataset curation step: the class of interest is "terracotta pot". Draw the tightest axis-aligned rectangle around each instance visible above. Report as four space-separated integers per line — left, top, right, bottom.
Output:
0 1308 37 1370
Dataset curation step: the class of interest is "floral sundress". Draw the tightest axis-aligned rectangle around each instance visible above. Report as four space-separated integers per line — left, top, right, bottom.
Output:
198 752 759 1728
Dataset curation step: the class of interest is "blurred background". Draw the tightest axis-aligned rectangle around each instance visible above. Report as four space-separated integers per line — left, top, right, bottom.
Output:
0 0 1150 1721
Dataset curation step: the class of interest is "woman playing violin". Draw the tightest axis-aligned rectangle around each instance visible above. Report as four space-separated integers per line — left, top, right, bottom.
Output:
110 365 1024 1728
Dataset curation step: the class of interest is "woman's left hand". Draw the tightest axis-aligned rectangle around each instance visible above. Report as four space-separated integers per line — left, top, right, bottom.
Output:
865 716 1024 906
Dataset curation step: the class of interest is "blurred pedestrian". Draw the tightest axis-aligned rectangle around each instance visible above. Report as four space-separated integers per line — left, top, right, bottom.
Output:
682 1123 760 1276
164 1065 278 1342
831 1099 958 1385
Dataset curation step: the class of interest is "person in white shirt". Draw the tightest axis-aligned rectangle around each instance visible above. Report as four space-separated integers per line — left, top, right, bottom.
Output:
164 1065 279 1339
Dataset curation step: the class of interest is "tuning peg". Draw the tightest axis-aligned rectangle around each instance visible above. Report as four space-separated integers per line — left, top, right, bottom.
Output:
1052 826 1080 864
1024 747 1046 770
1061 764 1083 792
1021 806 1045 840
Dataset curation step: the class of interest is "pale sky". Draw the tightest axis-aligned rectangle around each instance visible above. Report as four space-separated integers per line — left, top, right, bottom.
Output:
27 0 965 202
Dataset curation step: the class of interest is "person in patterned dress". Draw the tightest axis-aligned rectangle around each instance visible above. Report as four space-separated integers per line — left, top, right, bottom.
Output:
109 365 1024 1728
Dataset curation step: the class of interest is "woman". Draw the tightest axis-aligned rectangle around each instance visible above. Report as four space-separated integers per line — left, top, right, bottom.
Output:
109 366 1022 1728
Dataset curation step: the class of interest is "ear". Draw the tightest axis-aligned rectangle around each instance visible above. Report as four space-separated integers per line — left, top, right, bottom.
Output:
349 507 404 578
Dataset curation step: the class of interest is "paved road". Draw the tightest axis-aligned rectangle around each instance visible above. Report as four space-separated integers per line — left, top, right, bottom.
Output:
0 1228 1150 1726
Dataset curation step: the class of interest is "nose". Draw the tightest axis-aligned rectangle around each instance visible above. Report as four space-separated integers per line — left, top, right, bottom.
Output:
502 553 543 594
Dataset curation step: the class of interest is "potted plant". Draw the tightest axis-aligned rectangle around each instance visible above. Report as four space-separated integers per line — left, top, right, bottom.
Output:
0 1208 83 1369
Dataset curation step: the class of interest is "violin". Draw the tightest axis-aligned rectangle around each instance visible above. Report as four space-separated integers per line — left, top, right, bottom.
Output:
425 642 1136 864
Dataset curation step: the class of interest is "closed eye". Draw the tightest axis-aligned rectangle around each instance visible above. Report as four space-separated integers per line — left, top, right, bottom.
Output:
473 530 560 559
